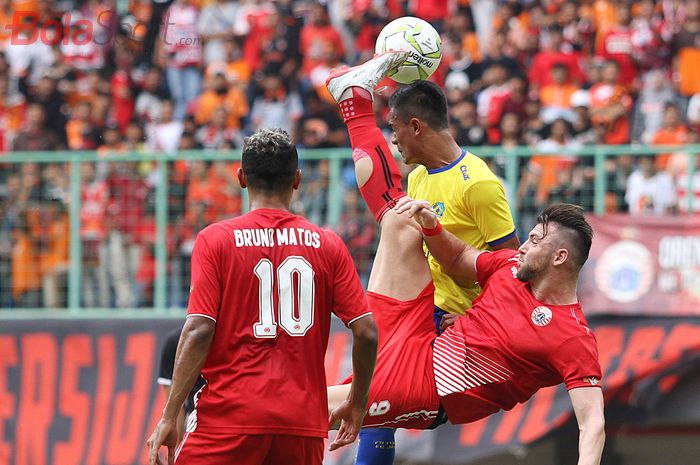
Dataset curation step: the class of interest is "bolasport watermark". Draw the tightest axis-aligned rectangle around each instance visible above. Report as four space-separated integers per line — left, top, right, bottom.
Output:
6 11 202 47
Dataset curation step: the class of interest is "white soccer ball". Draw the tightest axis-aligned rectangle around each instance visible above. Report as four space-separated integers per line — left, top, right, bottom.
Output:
375 16 442 84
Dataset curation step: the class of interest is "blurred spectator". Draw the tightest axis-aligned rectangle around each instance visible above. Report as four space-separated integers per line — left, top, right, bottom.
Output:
80 162 109 308
160 0 202 120
13 104 64 151
589 60 633 144
451 100 487 147
11 212 42 307
626 155 677 215
525 118 581 205
297 92 347 148
135 67 169 124
194 72 248 129
298 159 329 226
300 4 345 79
67 101 101 150
40 199 69 308
673 0 700 97
0 73 26 151
529 25 586 91
499 112 523 148
205 37 252 86
596 2 637 88
197 0 238 65
24 74 68 146
631 0 672 72
249 75 303 134
146 100 183 153
539 63 579 124
195 106 242 149
632 69 684 143
652 103 689 171
104 158 149 308
477 63 511 141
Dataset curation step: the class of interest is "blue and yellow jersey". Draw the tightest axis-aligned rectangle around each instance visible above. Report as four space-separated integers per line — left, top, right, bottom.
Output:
407 150 516 315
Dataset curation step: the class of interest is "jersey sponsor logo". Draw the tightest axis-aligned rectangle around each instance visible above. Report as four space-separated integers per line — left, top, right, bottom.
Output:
460 165 470 181
583 376 600 386
595 240 653 303
368 400 391 416
432 202 445 219
531 306 553 327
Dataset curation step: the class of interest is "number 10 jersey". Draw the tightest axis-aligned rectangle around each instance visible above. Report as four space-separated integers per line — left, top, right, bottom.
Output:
186 208 371 438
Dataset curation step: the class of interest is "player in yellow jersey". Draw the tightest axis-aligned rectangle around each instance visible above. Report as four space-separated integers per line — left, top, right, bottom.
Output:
394 80 520 328
354 79 520 464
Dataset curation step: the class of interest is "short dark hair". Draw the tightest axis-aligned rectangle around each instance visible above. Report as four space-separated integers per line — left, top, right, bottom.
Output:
388 80 449 130
242 128 298 193
537 203 593 270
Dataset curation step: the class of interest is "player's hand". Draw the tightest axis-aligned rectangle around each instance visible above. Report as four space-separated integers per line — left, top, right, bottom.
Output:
394 197 438 229
440 313 460 332
328 400 366 451
147 418 179 465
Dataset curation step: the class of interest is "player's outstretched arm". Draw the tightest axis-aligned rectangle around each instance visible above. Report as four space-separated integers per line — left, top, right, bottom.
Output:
328 315 378 451
569 387 605 465
395 197 480 283
147 317 215 465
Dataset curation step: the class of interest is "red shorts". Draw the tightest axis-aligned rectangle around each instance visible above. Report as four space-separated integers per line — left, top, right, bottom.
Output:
175 431 323 465
357 283 441 429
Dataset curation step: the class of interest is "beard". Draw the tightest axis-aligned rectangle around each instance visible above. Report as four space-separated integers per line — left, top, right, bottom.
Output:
516 262 543 282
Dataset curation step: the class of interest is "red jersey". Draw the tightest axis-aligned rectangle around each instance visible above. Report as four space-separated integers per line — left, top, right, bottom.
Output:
433 250 601 424
187 208 370 438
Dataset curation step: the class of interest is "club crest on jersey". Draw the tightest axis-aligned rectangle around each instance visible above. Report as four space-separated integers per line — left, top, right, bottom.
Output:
432 202 445 219
531 306 552 327
460 165 470 180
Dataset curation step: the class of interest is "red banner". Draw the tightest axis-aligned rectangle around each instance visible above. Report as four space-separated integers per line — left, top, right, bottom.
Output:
579 215 700 315
3 316 700 464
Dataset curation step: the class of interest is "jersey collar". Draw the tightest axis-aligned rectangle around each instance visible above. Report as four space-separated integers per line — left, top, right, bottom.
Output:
426 150 467 175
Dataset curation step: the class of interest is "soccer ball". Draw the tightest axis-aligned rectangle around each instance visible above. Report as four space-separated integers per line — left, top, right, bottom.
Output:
375 16 442 84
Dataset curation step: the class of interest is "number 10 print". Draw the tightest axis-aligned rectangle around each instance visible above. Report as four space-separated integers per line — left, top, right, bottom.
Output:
253 257 315 338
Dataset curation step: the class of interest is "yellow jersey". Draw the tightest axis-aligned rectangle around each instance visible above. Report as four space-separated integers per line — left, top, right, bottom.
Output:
407 150 516 314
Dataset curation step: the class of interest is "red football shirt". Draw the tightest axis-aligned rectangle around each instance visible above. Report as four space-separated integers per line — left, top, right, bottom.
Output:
433 249 601 424
187 208 370 437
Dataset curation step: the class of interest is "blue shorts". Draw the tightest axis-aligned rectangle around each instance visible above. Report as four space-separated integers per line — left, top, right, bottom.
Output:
433 306 447 334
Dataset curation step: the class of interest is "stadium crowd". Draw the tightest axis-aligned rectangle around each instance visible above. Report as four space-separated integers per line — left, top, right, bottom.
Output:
0 0 699 309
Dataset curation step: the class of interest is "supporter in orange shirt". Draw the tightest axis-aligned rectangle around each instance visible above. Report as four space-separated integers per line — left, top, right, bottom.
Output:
540 63 580 123
589 60 633 144
40 199 69 308
11 213 41 307
652 103 689 170
672 0 700 97
299 3 345 78
66 101 100 150
194 72 248 129
205 38 252 86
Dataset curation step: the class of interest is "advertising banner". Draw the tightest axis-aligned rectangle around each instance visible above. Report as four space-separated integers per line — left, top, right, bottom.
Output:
579 215 700 315
2 316 700 465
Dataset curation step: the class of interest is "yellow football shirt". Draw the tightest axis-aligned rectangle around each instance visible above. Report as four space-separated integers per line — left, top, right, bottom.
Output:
408 151 516 314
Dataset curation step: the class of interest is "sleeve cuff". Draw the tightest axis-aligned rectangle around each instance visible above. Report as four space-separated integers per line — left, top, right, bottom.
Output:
347 311 373 326
487 229 517 247
157 377 172 386
187 313 217 323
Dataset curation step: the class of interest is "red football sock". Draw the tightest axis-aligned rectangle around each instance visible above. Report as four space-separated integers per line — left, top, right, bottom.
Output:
340 87 405 223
